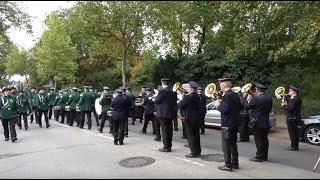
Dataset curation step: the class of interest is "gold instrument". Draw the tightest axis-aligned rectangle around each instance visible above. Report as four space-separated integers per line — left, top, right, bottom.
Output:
204 83 223 99
173 82 188 94
241 83 255 96
231 86 242 94
16 95 22 106
275 86 290 104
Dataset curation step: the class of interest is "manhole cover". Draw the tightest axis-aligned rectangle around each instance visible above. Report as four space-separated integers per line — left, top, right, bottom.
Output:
119 156 155 168
200 154 224 162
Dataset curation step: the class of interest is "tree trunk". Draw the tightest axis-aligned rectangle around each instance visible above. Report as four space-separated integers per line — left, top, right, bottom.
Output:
122 46 128 88
196 26 206 54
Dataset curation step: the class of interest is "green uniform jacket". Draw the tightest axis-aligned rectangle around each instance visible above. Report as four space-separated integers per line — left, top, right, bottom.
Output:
16 95 30 114
58 93 69 108
127 92 136 107
37 94 49 111
48 91 57 106
30 92 39 108
67 92 80 110
99 94 112 113
91 92 99 109
78 92 93 111
0 95 18 120
54 95 61 106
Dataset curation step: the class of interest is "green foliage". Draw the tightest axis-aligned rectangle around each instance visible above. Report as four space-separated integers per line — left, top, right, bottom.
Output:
5 44 28 76
34 13 78 89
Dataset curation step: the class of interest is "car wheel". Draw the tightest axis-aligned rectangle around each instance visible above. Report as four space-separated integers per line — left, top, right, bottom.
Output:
304 125 320 146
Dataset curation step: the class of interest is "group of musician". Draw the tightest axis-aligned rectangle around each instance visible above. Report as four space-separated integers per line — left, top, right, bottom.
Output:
0 78 302 173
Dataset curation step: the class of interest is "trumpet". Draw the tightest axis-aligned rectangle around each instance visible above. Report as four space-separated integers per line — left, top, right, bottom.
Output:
275 86 290 104
204 83 224 100
173 82 188 95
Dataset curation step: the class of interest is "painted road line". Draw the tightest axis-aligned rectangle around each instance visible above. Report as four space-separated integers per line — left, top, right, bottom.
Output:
175 157 205 167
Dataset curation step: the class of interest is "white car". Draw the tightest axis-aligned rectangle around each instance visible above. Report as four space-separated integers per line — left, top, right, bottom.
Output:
205 101 277 129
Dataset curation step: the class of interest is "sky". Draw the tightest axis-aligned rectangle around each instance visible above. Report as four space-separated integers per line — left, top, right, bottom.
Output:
7 1 76 51
7 1 76 82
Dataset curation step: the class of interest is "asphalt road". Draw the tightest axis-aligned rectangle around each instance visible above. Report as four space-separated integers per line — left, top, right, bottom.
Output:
125 118 320 172
0 117 319 178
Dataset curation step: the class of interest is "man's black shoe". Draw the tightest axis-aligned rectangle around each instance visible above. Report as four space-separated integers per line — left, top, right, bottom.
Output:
249 157 263 162
285 147 298 151
114 140 118 145
232 164 239 169
12 138 17 143
218 165 232 172
19 126 22 130
141 130 146 134
159 148 171 152
185 154 198 158
119 141 124 145
39 125 42 128
25 127 28 131
46 125 50 128
238 140 250 142
184 144 190 148
4 138 9 141
154 138 161 141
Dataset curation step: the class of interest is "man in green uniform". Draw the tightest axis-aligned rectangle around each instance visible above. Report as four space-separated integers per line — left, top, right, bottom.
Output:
68 87 80 127
58 89 69 124
48 87 57 120
76 88 82 127
99 86 113 133
29 87 39 124
0 86 18 142
89 86 100 126
78 86 94 130
126 87 137 125
16 89 30 130
37 87 50 128
53 90 62 122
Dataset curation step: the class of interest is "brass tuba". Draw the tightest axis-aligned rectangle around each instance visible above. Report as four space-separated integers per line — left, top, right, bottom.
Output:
275 86 290 104
205 83 223 99
173 82 188 95
241 83 255 96
231 86 242 94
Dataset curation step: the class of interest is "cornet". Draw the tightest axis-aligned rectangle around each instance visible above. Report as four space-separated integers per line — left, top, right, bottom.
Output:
204 83 224 100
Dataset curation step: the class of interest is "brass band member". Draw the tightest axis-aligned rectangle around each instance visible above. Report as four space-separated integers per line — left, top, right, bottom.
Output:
245 83 272 162
178 81 201 158
0 86 18 142
216 78 241 172
37 87 50 128
282 85 302 151
197 86 207 135
141 88 156 134
16 89 30 130
99 86 113 133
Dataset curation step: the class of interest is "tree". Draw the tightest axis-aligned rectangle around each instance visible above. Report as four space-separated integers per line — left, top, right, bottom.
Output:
5 44 29 76
34 13 78 89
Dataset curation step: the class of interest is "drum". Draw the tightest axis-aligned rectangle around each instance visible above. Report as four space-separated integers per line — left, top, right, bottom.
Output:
53 106 61 111
65 106 70 111
95 97 102 116
76 105 81 112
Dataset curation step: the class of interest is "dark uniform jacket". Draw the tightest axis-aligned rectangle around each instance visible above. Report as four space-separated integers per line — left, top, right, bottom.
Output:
142 95 155 116
68 92 80 110
282 95 302 122
78 92 94 112
198 93 207 115
111 95 131 121
100 94 112 113
48 91 57 106
217 89 241 130
37 93 49 111
244 92 272 129
154 87 177 119
178 92 201 125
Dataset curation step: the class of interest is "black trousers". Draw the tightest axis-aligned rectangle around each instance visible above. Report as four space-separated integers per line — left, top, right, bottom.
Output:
287 119 299 149
113 119 125 143
38 110 50 127
92 109 99 125
199 113 206 134
54 110 60 121
60 109 66 123
129 107 136 125
186 122 201 155
48 105 54 119
1 118 17 140
173 115 178 129
18 113 28 129
182 119 187 138
69 109 77 126
253 128 269 160
65 110 70 124
154 116 161 139
30 108 38 123
239 114 250 141
159 118 173 149
99 112 109 132
124 118 128 135
76 111 81 126
142 114 155 134
80 111 92 129
221 129 238 167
